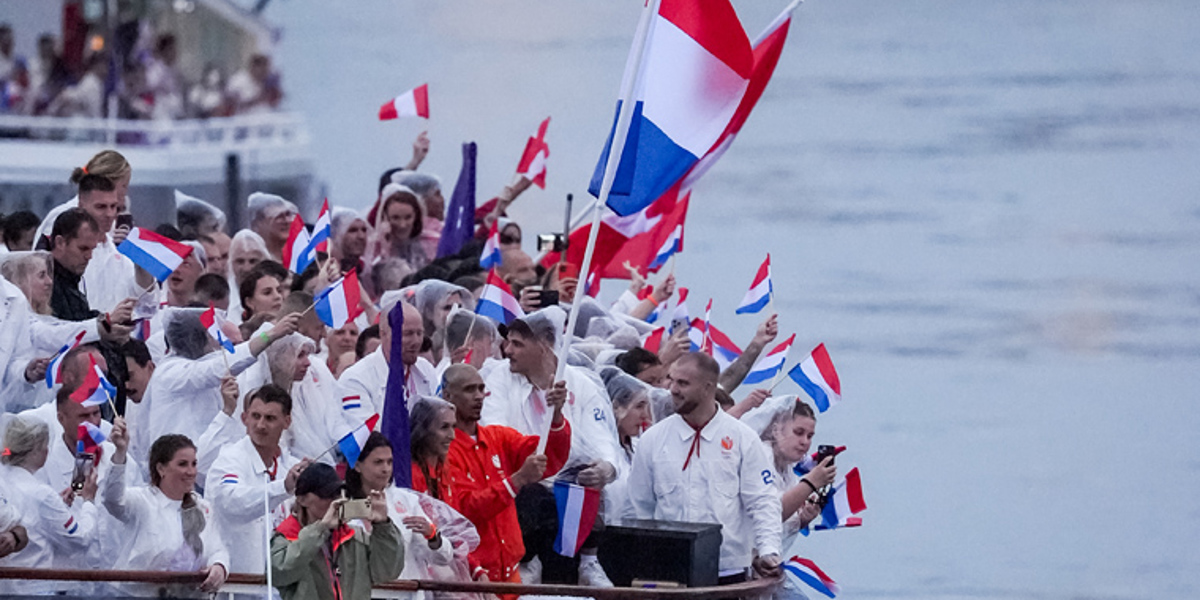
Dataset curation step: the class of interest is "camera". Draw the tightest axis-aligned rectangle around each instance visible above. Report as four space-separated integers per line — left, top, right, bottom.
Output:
536 233 566 253
339 498 373 522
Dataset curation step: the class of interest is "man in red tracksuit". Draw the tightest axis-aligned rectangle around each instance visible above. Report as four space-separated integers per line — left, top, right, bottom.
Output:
441 363 570 585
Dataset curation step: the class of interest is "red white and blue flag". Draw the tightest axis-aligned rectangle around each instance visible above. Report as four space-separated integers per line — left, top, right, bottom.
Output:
200 303 235 353
647 222 683 271
476 269 524 326
553 481 601 557
688 317 741 370
379 83 429 120
782 556 840 598
515 117 551 188
645 297 669 325
742 333 794 385
642 326 666 354
282 214 315 274
45 329 87 388
589 0 753 216
69 355 116 408
479 220 503 270
76 421 107 456
338 414 380 468
787 343 842 412
814 467 866 531
309 198 332 255
117 227 194 282
315 270 365 329
735 254 773 314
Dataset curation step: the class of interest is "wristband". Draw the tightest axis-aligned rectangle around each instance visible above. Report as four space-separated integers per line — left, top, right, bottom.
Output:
801 479 818 494
258 331 271 344
424 521 438 541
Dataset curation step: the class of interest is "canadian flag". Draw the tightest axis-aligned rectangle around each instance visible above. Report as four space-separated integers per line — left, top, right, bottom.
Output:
515 117 550 188
379 84 429 120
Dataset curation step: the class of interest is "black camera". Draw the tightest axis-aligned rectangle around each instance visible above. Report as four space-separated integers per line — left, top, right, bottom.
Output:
536 233 567 253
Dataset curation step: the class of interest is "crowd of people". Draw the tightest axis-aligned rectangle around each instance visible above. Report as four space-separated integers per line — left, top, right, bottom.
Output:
0 142 841 600
0 23 282 120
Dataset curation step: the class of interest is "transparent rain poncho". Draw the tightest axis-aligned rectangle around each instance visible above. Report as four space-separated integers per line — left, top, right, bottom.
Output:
174 190 227 238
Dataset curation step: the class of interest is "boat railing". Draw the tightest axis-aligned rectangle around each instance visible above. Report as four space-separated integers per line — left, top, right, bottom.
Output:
0 566 780 599
0 112 310 151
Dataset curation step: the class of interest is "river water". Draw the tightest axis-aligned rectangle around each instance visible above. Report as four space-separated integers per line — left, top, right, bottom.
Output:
269 1 1200 598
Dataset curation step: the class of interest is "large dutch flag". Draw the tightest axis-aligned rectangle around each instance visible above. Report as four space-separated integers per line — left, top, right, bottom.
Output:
45 329 87 388
476 269 524 326
814 467 867 531
588 0 754 216
782 556 840 598
117 227 193 283
743 333 794 385
338 414 380 468
552 481 602 557
282 214 315 274
479 220 503 270
735 254 772 314
315 270 365 329
787 343 842 413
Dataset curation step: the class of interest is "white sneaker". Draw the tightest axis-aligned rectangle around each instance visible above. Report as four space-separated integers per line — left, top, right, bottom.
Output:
577 556 614 588
519 555 543 584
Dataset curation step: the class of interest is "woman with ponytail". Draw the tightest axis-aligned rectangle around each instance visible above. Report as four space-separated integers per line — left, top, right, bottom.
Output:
34 149 133 248
103 420 230 596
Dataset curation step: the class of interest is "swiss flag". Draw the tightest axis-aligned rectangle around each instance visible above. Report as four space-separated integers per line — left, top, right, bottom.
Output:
379 84 429 120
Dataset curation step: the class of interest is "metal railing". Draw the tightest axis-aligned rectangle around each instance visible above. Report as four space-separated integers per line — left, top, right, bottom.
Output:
0 567 780 599
0 112 310 150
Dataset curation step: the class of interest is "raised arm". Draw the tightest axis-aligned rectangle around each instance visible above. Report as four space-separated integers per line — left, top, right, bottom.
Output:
719 313 777 392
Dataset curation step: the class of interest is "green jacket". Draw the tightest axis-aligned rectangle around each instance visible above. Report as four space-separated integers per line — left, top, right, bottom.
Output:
270 516 404 600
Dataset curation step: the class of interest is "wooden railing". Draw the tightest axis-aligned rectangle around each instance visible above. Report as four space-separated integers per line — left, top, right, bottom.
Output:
0 567 780 599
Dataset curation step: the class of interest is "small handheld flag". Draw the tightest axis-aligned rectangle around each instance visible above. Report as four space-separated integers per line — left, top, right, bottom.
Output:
515 117 551 188
76 421 107 456
643 326 665 354
743 333 794 385
338 414 380 468
200 303 235 352
314 270 365 329
814 467 866 531
69 355 116 408
379 83 429 120
309 198 332 255
117 227 194 282
647 224 683 271
282 214 314 274
736 254 772 314
479 221 503 270
476 269 525 326
552 481 601 557
782 556 840 598
45 329 87 388
687 318 742 370
787 343 842 412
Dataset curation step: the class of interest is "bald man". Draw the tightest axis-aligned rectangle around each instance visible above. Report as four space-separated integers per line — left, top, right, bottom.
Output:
339 300 437 425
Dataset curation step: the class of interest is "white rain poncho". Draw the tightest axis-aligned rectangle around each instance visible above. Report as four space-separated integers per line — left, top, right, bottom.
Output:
174 190 226 239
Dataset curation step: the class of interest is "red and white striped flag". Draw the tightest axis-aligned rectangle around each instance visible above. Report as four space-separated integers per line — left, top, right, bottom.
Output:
379 83 429 120
515 117 550 188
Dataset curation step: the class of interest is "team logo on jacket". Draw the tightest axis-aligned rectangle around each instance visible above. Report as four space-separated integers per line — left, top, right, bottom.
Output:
720 436 734 451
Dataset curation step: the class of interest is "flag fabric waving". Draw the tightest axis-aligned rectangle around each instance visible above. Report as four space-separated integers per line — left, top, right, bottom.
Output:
282 214 314 274
479 220 503 270
69 355 116 408
787 343 842 412
688 317 741 370
642 326 666 354
814 467 867 531
552 481 602 557
743 333 794 385
381 303 412 487
200 303 235 352
476 269 524 326
45 330 87 388
647 221 683 271
436 142 478 259
588 0 753 216
338 414 380 468
77 421 107 456
782 556 840 598
309 198 332 255
736 254 773 314
379 83 429 120
314 270 365 329
117 227 193 282
516 117 551 188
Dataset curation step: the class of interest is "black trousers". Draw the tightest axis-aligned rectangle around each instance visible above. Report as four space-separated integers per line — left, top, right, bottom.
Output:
514 482 605 584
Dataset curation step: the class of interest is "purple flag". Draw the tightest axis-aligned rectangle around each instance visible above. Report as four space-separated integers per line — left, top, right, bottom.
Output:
435 142 477 258
381 301 412 487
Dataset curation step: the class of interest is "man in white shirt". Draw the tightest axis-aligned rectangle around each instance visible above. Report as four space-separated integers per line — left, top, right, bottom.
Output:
625 352 783 584
74 174 149 314
0 277 48 411
340 301 436 425
207 384 307 576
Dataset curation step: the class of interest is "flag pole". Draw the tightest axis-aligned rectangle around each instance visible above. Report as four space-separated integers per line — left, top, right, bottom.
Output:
541 0 660 456
263 473 273 599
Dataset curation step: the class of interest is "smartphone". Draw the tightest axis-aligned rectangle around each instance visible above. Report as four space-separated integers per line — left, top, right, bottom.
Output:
815 445 840 466
71 453 94 491
537 289 560 308
115 214 134 229
557 262 579 281
339 498 373 521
